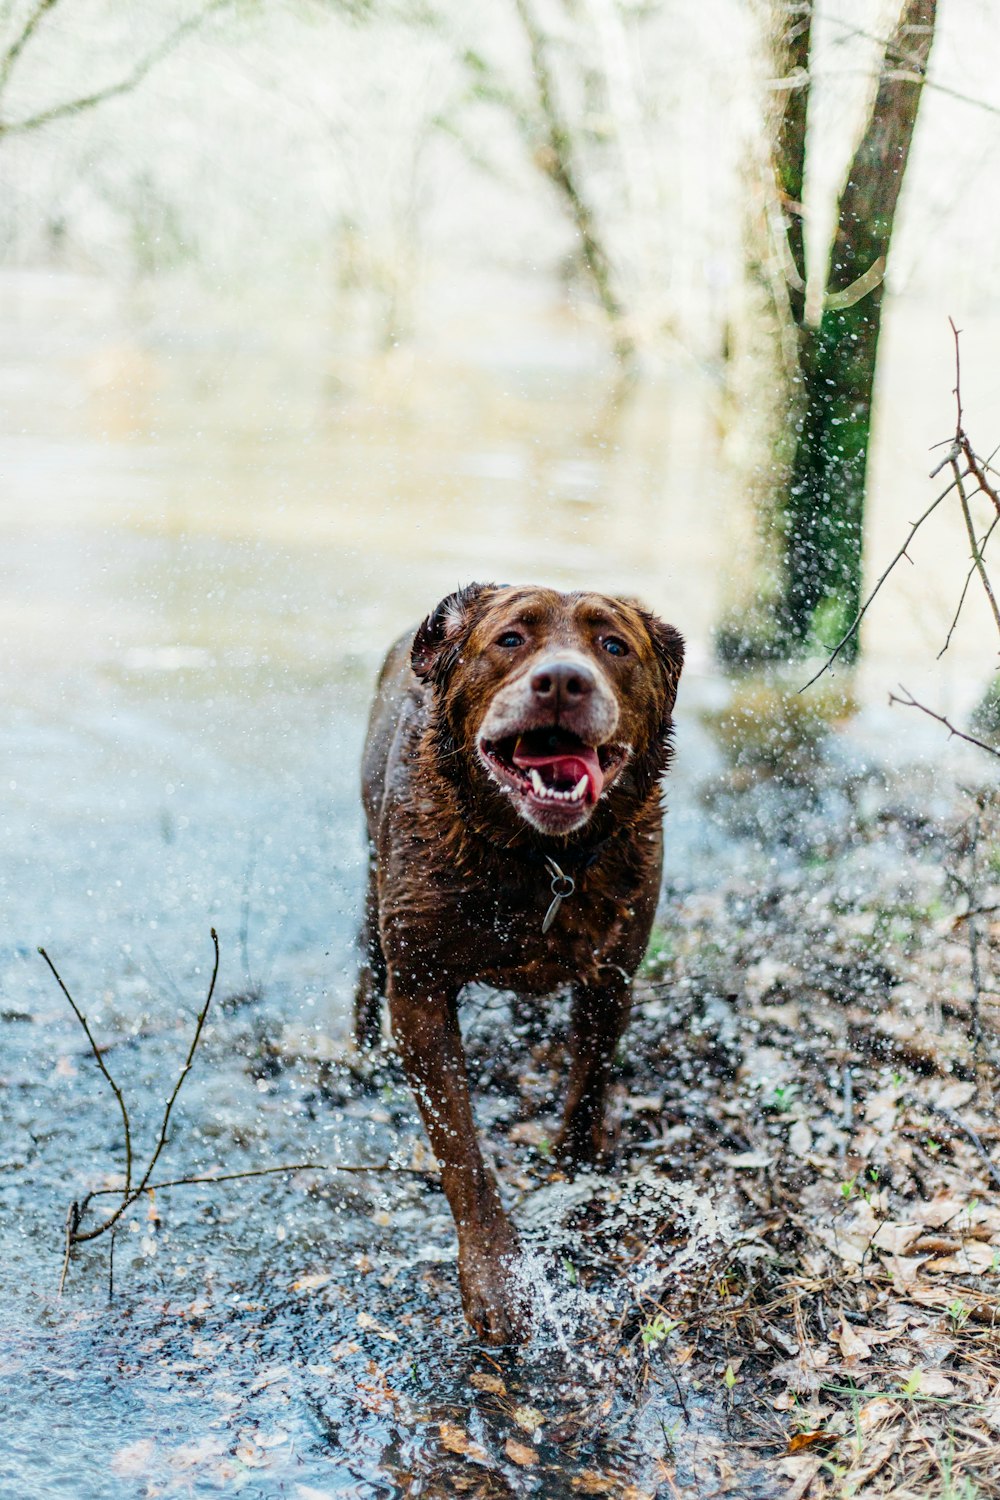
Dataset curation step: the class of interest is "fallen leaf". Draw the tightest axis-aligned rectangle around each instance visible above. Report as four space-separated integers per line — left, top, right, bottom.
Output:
356 1311 399 1342
571 1472 618 1494
846 1435 895 1488
439 1422 489 1463
787 1430 836 1454
924 1241 997 1273
512 1404 544 1433
776 1453 823 1500
915 1371 956 1396
111 1439 156 1476
249 1366 291 1393
856 1398 902 1435
470 1371 506 1395
724 1151 774 1170
505 1437 538 1466
292 1273 331 1292
836 1319 872 1362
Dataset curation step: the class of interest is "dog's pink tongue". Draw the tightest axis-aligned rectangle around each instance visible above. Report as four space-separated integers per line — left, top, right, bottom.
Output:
511 741 604 803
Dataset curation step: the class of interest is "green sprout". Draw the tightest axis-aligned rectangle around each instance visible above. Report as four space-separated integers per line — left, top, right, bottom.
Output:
641 1314 678 1349
947 1299 970 1332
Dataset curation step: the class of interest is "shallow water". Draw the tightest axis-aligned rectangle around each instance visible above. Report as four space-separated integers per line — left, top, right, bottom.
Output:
0 267 989 1497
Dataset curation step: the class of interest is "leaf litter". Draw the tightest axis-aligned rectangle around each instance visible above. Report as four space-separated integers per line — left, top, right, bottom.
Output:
13 737 1000 1498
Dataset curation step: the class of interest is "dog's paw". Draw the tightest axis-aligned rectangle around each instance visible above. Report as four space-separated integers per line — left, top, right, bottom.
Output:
458 1241 532 1347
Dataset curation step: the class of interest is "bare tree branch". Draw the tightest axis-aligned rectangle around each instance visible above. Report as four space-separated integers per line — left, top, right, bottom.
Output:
0 0 59 98
0 0 232 139
43 930 220 1292
889 687 1000 761
510 0 634 365
798 471 963 690
802 321 1000 690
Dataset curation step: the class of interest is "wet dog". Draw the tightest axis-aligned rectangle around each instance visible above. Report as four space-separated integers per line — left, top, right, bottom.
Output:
355 584 684 1343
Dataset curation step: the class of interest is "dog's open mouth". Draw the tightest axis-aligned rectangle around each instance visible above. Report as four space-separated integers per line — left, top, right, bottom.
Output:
480 727 626 812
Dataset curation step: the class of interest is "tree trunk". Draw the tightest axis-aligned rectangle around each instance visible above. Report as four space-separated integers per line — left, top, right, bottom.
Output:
779 0 936 655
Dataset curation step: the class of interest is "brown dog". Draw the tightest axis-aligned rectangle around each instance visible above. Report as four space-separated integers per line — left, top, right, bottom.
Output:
355 584 684 1343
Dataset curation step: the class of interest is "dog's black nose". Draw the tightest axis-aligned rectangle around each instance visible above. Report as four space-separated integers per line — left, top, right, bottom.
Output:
530 661 594 703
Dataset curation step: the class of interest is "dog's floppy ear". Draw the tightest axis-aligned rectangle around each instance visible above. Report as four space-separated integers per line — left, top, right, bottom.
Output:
412 582 503 683
640 610 685 717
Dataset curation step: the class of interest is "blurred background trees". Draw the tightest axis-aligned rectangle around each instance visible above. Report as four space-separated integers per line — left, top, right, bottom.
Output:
718 0 937 665
1 0 998 678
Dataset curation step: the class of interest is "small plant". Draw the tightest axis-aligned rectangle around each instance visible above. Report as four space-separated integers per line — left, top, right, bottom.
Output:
722 1363 738 1390
947 1299 970 1332
900 1369 923 1397
765 1082 798 1114
641 1314 678 1349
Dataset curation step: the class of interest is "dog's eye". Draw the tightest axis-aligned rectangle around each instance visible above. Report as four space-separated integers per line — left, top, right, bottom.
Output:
496 631 524 648
602 636 628 657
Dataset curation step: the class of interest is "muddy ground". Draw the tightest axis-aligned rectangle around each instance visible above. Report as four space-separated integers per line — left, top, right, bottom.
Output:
4 698 1000 1500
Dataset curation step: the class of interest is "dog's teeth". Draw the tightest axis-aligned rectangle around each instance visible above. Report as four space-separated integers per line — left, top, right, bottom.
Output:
572 775 587 800
529 769 545 795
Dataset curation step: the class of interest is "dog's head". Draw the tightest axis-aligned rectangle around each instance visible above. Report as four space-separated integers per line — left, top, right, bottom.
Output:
412 583 684 835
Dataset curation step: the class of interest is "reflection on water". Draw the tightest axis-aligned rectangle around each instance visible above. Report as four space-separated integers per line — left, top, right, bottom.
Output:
0 267 995 1496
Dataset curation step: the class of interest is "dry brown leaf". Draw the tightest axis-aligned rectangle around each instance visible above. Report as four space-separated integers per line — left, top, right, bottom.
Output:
856 1398 901 1435
883 1255 928 1293
511 1404 544 1433
914 1371 956 1397
923 1241 997 1274
249 1366 291 1393
470 1371 506 1395
291 1273 331 1292
836 1319 872 1363
356 1311 399 1342
570 1472 617 1494
438 1422 489 1463
845 1435 895 1488
776 1453 823 1500
504 1438 538 1466
787 1431 837 1454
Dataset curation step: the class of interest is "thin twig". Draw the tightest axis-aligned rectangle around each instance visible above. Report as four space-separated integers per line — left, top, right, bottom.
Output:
0 0 59 96
888 687 1000 760
129 930 220 1203
939 514 1000 658
38 946 133 1201
799 474 964 691
69 928 219 1245
952 455 1000 643
0 0 232 137
57 1200 79 1297
81 1160 434 1201
921 1100 1000 1194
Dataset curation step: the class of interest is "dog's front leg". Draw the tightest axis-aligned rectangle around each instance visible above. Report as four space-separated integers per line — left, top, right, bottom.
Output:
556 971 632 1167
388 981 529 1345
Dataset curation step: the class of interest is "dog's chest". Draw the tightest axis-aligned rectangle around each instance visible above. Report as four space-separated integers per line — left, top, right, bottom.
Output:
442 874 638 991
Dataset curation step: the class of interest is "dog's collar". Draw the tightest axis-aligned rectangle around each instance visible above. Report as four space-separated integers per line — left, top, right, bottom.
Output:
526 834 619 934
